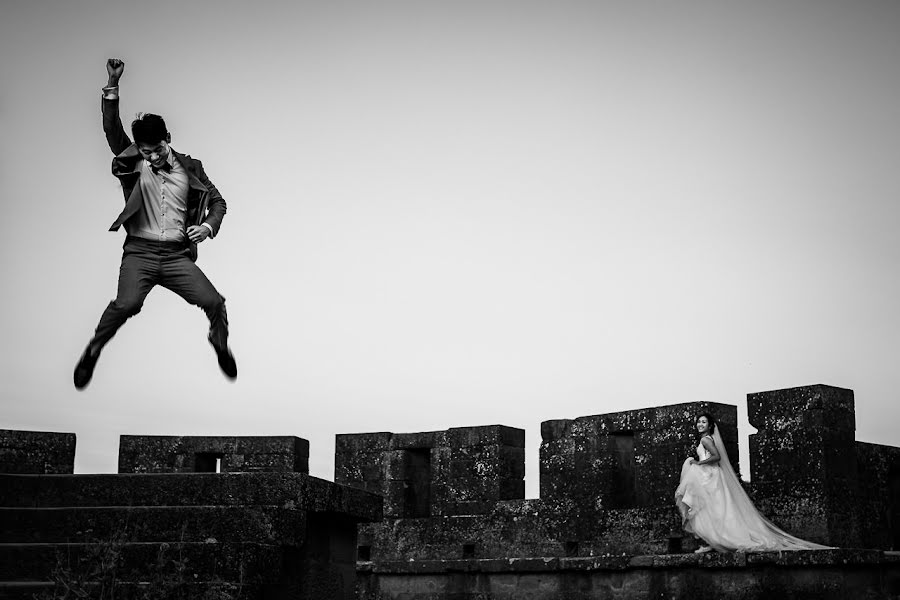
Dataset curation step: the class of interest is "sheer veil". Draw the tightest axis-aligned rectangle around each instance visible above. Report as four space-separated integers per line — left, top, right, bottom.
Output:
711 424 742 492
704 423 830 551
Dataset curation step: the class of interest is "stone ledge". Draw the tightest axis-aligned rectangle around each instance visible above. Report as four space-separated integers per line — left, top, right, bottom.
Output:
357 549 894 574
0 506 308 545
118 435 310 474
0 472 382 522
0 581 264 600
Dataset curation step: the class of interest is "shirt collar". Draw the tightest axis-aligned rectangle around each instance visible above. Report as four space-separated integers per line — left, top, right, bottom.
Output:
165 145 177 169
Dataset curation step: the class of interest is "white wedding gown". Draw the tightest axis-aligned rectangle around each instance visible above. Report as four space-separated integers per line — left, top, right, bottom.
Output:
674 426 829 552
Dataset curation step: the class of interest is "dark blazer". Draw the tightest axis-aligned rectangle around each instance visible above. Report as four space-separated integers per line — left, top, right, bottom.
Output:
101 97 227 261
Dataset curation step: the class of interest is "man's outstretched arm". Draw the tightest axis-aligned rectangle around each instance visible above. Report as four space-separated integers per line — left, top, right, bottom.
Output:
101 58 131 155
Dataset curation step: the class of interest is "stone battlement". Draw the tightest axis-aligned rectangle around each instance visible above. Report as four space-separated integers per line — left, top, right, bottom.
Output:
118 434 310 474
337 384 900 599
335 425 525 518
1 384 898 599
0 435 380 600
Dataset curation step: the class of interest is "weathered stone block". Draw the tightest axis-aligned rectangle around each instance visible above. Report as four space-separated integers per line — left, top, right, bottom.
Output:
0 429 75 475
746 385 860 546
357 549 900 600
541 420 572 444
389 431 447 450
335 450 386 493
382 480 411 518
855 442 900 549
448 426 525 449
1 468 381 600
336 432 393 454
118 435 309 474
500 446 526 480
384 449 413 481
499 479 525 499
748 385 855 442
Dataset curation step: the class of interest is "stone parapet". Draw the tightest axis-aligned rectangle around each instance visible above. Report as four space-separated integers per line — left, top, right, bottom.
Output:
747 384 858 546
0 472 381 519
855 441 900 550
345 386 900 584
357 549 900 600
118 434 309 473
357 500 681 562
0 429 75 475
1 437 381 600
1 505 309 545
336 425 525 518
540 402 738 509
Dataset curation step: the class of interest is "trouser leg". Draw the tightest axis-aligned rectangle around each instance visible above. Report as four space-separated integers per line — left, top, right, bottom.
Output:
88 243 158 354
160 250 229 350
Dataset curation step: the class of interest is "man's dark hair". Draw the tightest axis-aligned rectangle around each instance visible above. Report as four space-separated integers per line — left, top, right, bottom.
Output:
131 113 169 145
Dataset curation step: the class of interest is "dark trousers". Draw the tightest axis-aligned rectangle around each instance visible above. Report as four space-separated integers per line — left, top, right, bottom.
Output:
89 236 229 353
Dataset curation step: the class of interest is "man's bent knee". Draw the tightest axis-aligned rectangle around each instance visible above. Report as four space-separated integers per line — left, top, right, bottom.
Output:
198 293 226 314
112 298 143 316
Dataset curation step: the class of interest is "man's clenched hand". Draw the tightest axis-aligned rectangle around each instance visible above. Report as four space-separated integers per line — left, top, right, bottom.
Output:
106 58 124 86
187 225 211 244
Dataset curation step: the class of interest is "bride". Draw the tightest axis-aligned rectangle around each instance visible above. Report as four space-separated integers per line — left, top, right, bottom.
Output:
674 413 830 553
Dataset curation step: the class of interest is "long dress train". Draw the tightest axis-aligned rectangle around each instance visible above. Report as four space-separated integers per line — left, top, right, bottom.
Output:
674 425 830 552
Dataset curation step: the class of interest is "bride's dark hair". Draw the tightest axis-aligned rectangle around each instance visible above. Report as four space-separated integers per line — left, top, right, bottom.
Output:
696 412 717 435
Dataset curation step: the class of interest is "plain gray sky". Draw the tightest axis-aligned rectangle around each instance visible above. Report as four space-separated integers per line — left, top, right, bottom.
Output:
2 0 898 496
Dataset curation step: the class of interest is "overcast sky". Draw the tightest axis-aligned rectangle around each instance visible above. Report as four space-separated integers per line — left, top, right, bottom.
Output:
2 0 898 496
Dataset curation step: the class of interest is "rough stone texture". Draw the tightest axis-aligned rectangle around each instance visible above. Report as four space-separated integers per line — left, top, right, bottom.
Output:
0 429 75 474
118 434 310 474
344 385 900 599
0 541 282 582
540 401 739 510
856 441 900 551
747 385 858 546
356 501 681 562
0 581 263 600
336 425 525 518
1 454 379 600
356 550 900 600
0 471 382 518
4 383 899 600
344 402 735 565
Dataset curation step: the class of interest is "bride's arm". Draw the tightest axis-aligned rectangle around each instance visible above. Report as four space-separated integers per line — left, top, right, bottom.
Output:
695 436 721 466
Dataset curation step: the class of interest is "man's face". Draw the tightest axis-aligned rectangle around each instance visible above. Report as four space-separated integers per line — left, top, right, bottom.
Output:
137 139 170 169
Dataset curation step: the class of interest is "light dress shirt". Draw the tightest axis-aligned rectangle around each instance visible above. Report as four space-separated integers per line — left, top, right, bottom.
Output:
102 85 215 243
129 149 190 242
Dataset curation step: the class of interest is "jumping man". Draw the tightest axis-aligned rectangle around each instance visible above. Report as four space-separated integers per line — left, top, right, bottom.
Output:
74 58 237 389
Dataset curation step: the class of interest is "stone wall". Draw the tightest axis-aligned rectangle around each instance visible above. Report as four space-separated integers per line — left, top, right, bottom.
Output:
335 425 525 518
337 401 739 564
356 550 900 600
342 384 900 599
856 441 900 551
1 433 380 600
747 385 858 545
118 434 310 473
0 428 75 474
540 402 739 510
4 383 898 600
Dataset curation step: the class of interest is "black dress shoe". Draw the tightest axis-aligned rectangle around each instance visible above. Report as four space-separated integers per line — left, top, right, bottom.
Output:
74 346 100 390
209 338 237 379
